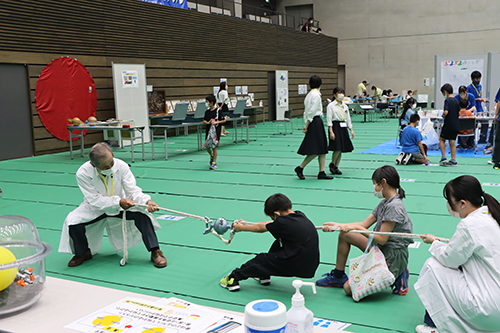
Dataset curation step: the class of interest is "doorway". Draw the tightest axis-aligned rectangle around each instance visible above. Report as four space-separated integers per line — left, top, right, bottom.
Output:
0 63 34 161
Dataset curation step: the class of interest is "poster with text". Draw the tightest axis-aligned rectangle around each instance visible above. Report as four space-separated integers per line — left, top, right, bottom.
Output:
122 70 139 89
440 59 483 93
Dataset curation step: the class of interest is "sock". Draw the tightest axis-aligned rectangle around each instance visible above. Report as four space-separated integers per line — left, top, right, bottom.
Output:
150 247 159 252
332 268 344 278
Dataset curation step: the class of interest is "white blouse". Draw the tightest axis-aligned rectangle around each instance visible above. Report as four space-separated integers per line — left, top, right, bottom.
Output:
217 90 229 105
326 100 352 129
303 89 323 124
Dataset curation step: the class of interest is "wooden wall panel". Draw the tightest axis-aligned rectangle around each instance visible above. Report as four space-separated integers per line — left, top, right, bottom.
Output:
0 0 337 156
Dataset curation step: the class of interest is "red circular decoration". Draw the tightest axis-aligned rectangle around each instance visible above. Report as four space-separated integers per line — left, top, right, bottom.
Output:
36 57 97 141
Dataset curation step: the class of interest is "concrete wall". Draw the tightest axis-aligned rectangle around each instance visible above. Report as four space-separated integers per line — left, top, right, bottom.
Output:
277 0 500 102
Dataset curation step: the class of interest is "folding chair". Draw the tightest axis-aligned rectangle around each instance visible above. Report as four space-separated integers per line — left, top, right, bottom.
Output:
456 118 478 154
272 110 293 135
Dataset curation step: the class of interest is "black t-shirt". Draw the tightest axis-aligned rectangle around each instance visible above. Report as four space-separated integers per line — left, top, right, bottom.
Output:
265 211 319 278
442 97 460 132
203 108 225 130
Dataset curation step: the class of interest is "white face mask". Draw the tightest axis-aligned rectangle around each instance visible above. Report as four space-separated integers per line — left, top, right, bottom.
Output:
373 184 384 199
99 168 113 177
205 102 210 109
446 201 461 218
337 94 345 101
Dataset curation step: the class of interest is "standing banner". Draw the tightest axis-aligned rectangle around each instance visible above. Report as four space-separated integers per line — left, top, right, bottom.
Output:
138 0 188 9
275 70 288 120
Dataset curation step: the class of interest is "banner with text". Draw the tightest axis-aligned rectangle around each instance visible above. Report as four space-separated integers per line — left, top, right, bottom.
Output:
139 0 188 9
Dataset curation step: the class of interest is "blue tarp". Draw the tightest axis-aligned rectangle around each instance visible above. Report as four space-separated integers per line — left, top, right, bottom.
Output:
360 138 491 158
138 0 188 9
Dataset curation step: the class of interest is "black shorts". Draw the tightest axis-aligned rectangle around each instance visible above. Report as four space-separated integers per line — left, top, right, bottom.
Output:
440 130 458 141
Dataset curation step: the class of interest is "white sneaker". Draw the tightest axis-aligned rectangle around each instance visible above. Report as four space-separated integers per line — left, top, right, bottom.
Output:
415 324 440 333
488 160 494 164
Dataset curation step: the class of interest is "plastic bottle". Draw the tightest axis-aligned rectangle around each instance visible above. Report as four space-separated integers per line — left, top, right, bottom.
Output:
285 280 316 333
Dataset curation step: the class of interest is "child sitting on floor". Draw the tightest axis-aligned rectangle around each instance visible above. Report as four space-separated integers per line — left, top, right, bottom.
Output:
316 165 413 297
220 193 320 291
396 113 429 165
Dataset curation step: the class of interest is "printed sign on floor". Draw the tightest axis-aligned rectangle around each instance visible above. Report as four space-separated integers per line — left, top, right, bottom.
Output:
65 297 244 333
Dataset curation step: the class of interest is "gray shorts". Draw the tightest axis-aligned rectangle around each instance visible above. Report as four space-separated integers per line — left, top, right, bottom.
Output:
410 152 424 161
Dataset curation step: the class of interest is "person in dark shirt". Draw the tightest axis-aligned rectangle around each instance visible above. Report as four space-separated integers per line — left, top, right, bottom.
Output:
220 193 320 291
203 94 226 170
439 84 460 166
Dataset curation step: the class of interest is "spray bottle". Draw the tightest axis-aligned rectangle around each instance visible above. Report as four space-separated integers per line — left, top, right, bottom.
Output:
285 280 316 333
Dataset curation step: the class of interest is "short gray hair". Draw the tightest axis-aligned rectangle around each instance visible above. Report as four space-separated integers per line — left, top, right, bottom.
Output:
89 143 113 167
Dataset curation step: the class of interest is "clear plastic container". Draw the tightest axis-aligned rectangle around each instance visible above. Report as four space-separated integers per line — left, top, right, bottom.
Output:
0 215 52 317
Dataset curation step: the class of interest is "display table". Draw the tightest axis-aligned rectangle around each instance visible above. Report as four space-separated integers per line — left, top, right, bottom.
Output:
0 277 353 333
67 125 145 162
150 123 204 160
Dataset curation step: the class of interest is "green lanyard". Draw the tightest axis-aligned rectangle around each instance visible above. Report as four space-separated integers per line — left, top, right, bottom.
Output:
99 173 114 196
472 84 481 98
336 102 345 121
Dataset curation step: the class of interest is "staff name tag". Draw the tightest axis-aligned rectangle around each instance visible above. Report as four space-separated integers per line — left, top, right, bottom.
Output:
340 122 347 128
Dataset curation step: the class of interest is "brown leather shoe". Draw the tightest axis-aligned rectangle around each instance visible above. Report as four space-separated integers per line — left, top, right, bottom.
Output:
68 249 92 267
151 249 167 268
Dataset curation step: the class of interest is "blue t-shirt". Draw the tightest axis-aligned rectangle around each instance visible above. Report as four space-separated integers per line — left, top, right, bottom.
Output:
467 83 483 113
401 126 423 153
400 109 414 127
454 93 476 111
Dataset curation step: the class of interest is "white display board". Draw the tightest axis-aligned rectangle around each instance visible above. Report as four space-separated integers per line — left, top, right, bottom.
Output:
434 53 489 111
487 52 500 105
275 70 288 120
112 63 150 145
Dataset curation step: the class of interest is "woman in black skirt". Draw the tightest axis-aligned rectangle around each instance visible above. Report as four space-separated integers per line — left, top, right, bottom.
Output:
294 75 333 180
326 87 354 175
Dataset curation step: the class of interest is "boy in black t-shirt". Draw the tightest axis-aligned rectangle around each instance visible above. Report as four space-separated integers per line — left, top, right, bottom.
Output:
439 83 460 166
220 193 320 291
203 94 226 170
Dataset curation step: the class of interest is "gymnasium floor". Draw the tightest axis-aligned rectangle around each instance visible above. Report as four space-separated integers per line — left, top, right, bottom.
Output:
1 115 499 332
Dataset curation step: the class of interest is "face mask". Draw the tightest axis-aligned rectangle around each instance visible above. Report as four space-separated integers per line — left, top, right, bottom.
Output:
205 102 210 109
337 94 345 101
99 168 113 176
373 184 384 199
446 201 461 218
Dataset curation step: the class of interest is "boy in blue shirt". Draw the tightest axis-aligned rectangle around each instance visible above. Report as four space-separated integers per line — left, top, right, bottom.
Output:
400 114 429 164
467 71 491 144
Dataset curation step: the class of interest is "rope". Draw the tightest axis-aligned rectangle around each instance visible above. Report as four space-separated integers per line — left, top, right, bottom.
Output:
120 211 128 266
134 204 450 244
135 204 206 221
316 226 450 242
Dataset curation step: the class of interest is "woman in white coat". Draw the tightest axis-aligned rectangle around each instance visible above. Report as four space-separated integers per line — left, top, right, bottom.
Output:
414 175 500 333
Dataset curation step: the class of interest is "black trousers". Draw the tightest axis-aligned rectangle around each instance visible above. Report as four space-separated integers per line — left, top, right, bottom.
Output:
493 123 500 165
69 211 159 256
231 253 284 281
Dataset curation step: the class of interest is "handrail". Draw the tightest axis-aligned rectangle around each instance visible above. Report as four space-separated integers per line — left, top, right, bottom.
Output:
186 0 296 29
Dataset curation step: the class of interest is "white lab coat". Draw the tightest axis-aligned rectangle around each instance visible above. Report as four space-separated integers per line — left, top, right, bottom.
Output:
59 158 161 255
414 206 500 332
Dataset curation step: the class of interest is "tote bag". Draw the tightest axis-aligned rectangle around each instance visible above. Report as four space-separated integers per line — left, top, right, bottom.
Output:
348 234 395 302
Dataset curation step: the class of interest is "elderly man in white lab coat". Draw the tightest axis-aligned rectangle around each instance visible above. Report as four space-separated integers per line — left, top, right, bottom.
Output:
59 143 166 268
